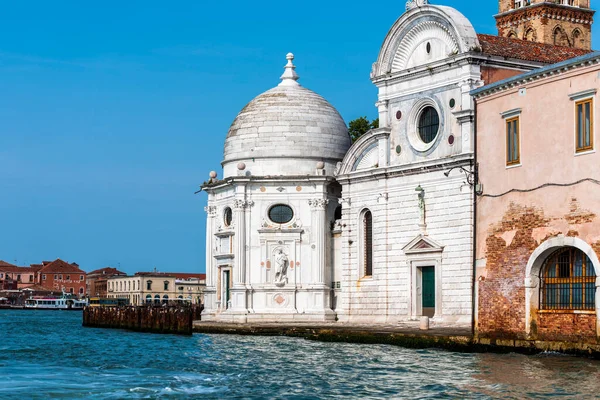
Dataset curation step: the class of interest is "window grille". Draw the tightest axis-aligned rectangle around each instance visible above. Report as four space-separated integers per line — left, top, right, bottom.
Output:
363 210 373 277
540 248 596 311
417 107 439 144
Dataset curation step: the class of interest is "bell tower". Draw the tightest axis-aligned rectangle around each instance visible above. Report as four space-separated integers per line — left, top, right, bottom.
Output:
495 0 594 49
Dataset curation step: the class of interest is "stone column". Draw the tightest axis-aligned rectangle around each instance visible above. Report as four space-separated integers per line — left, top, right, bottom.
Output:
376 99 389 128
309 198 329 285
204 205 217 287
228 199 252 319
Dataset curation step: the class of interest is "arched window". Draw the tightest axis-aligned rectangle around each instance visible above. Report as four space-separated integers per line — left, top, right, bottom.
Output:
362 210 373 277
154 295 160 305
541 247 596 310
524 28 536 42
145 294 152 303
507 30 518 39
572 29 584 49
553 26 571 47
162 295 169 304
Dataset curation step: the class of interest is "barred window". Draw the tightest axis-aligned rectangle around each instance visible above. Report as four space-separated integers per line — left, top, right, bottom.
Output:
363 210 373 277
540 247 596 311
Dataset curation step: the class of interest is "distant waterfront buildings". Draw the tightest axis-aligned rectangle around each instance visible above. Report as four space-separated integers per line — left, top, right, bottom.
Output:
107 271 206 305
87 267 127 297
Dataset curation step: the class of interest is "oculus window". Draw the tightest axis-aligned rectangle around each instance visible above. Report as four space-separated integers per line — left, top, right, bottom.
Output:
268 204 294 224
224 207 233 227
418 107 439 144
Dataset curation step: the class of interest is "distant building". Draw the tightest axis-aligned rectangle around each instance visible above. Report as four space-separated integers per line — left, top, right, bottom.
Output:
107 272 205 305
0 260 37 289
496 0 594 49
473 52 600 342
35 259 87 297
86 267 127 297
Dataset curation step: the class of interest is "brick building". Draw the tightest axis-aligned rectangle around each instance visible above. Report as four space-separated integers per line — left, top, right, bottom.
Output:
0 260 39 289
35 259 87 297
86 267 126 297
496 0 594 49
473 52 600 342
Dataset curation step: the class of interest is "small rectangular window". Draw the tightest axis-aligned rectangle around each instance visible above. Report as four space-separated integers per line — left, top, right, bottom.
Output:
576 98 593 152
54 274 58 280
42 275 46 280
506 117 520 165
80 275 84 280
66 275 70 280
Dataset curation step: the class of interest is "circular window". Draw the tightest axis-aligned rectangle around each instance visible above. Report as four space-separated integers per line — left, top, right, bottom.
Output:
418 107 440 144
449 98 456 109
223 207 233 227
268 204 294 224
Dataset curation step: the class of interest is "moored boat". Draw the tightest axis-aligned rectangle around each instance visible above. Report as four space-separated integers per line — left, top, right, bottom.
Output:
25 294 87 310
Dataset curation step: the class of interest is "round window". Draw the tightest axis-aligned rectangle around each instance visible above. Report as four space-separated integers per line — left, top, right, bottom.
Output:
449 98 456 109
418 106 440 144
268 204 294 224
223 207 233 227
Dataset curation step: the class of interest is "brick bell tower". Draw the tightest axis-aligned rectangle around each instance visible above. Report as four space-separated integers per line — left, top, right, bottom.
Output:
496 0 595 49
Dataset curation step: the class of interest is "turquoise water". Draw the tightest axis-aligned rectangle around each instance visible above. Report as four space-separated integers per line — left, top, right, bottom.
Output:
1 311 599 399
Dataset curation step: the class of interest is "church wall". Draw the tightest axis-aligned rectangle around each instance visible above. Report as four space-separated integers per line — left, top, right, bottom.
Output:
203 178 340 321
338 170 473 325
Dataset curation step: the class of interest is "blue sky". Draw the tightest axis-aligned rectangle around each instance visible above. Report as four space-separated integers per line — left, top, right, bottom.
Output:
1 1 596 274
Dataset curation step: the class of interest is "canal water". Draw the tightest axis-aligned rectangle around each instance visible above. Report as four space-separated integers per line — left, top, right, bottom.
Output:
1 311 599 399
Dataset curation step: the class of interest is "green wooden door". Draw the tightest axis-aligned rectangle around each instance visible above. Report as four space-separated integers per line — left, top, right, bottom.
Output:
224 271 230 309
422 267 435 309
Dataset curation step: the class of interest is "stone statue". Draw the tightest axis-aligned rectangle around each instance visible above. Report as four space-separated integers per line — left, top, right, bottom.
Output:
274 250 288 286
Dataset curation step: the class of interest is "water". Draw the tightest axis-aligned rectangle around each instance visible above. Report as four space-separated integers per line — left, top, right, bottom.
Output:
1 311 599 399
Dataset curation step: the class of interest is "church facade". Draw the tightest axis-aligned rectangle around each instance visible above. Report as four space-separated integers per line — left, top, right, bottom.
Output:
200 1 593 326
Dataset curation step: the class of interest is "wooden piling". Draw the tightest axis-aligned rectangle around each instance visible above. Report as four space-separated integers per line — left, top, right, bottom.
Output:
82 305 203 335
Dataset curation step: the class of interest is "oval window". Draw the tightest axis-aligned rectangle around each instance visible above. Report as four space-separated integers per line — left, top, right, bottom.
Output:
449 98 456 109
268 204 294 224
418 106 440 144
426 42 431 54
224 207 233 227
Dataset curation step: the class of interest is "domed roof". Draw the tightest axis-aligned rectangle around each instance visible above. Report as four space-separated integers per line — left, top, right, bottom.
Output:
222 53 351 178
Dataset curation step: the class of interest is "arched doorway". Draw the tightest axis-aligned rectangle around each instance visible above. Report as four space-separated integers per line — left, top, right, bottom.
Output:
525 236 600 338
154 295 160 305
145 294 152 304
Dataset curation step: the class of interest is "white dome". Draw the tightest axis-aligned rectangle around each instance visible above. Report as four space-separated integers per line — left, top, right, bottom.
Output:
222 53 351 178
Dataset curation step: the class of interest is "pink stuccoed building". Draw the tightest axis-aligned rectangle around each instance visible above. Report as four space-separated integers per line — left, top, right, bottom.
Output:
473 52 600 343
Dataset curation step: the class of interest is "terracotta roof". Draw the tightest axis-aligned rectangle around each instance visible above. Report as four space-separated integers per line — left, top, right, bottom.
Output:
172 273 206 280
477 34 591 64
0 260 17 268
38 259 86 274
0 265 37 273
87 267 126 277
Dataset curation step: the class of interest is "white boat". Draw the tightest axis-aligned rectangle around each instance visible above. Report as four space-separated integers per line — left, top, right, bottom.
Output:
25 294 87 310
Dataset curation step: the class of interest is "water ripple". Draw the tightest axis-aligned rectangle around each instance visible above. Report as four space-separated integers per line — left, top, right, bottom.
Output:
1 311 600 399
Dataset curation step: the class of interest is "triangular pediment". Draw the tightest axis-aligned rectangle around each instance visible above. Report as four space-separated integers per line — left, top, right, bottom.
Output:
402 234 444 254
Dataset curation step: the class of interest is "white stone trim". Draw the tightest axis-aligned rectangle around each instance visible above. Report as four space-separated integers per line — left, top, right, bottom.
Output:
407 98 443 153
499 108 522 119
568 88 597 101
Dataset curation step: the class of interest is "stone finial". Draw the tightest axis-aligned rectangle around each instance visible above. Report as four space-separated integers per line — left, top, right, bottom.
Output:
209 171 217 179
406 0 428 11
237 162 246 171
279 52 300 87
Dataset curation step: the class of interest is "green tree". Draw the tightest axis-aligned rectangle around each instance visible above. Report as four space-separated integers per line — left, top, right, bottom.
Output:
348 116 379 143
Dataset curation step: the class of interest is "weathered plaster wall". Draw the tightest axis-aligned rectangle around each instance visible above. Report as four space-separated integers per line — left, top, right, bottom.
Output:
475 63 600 342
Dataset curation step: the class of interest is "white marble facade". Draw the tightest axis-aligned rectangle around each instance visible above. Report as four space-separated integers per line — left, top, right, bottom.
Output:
202 4 480 325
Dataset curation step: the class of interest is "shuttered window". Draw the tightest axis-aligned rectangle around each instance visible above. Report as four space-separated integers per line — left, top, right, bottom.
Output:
363 210 373 277
506 117 520 165
576 98 593 153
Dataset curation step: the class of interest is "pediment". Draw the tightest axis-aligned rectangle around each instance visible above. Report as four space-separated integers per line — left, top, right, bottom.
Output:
402 234 444 254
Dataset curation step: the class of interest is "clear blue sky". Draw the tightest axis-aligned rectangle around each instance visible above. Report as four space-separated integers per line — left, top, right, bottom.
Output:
1 1 596 274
